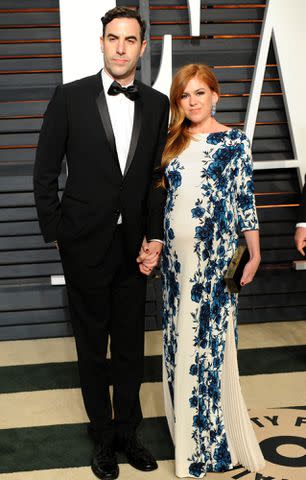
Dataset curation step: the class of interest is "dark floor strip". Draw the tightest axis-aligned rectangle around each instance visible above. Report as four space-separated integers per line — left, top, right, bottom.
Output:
0 417 173 474
282 405 306 410
238 345 306 376
0 345 305 394
0 357 161 394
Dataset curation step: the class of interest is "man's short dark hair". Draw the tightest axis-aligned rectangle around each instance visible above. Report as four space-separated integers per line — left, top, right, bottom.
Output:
101 7 146 42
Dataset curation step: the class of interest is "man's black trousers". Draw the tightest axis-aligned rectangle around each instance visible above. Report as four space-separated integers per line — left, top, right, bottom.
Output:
59 226 147 444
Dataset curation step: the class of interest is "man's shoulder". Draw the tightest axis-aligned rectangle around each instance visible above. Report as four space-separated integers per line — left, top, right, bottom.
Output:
137 81 169 105
61 72 99 93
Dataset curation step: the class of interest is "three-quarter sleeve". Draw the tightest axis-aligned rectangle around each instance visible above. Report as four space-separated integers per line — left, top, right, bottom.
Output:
235 136 259 232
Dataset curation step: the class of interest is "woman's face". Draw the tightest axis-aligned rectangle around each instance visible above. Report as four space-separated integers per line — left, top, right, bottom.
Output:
179 76 218 127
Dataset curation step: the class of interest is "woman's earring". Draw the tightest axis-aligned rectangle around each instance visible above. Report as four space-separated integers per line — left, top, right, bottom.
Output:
211 103 217 117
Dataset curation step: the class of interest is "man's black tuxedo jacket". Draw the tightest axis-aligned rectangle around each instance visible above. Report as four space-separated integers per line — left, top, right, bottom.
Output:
298 183 306 223
33 72 169 265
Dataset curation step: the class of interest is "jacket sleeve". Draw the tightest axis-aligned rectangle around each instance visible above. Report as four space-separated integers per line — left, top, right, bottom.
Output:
33 85 68 242
146 96 170 241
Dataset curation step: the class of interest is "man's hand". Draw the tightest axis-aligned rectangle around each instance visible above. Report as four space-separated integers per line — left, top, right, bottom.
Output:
137 239 163 276
295 227 306 256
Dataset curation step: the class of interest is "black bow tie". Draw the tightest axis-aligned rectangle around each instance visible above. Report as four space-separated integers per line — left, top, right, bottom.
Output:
108 81 139 101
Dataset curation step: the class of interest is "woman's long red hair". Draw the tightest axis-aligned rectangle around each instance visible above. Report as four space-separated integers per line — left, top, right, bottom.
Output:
159 64 220 188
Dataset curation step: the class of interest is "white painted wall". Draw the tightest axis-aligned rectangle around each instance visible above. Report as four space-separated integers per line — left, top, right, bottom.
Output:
59 0 115 83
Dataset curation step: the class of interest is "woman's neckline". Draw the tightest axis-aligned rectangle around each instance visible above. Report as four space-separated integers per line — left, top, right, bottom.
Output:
191 128 234 137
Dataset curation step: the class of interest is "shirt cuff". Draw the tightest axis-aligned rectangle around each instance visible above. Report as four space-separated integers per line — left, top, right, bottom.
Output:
296 223 306 228
148 239 164 245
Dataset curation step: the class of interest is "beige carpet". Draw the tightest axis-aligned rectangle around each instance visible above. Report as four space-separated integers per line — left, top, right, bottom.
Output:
0 321 305 480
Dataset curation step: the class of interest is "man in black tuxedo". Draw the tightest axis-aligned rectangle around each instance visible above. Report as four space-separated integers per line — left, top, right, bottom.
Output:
33 7 169 480
295 182 306 256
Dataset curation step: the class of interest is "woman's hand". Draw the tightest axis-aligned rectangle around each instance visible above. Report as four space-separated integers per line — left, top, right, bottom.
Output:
240 256 261 286
241 229 261 286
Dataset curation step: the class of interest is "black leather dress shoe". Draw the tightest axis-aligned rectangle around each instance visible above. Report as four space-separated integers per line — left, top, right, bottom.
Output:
91 443 119 480
123 434 158 472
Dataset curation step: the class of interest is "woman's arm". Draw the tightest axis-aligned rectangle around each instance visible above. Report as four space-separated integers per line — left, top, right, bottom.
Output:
241 229 261 286
235 134 260 286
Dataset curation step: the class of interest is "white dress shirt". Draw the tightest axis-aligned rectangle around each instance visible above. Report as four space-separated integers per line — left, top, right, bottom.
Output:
296 223 306 228
102 69 134 224
102 69 134 176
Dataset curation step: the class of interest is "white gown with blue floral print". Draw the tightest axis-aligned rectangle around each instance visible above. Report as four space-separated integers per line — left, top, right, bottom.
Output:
162 129 265 478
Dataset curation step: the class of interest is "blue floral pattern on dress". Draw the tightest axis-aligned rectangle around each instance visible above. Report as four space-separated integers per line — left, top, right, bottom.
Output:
162 158 184 406
162 129 258 477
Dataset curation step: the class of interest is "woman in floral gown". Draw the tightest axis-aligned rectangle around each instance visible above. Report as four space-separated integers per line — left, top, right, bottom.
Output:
159 64 265 478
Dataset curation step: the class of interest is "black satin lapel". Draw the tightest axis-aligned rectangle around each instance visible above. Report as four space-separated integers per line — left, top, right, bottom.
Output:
123 97 143 177
95 88 119 164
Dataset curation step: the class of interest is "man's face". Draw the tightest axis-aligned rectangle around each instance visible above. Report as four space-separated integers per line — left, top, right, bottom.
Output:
100 17 146 82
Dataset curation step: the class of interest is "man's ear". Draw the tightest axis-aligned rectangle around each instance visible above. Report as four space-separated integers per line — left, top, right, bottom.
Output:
100 36 104 52
140 40 147 58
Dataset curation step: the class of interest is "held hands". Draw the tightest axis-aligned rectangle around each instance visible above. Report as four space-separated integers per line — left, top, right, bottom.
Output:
137 239 163 276
294 227 306 256
240 256 261 287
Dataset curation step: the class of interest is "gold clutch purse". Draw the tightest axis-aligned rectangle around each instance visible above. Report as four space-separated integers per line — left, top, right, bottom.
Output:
224 245 249 293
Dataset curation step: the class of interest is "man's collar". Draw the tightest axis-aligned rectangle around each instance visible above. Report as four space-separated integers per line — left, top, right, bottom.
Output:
101 68 134 91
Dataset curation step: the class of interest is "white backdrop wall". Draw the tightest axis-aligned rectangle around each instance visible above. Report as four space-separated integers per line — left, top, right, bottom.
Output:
59 0 306 185
59 0 115 84
245 0 306 185
272 0 306 185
